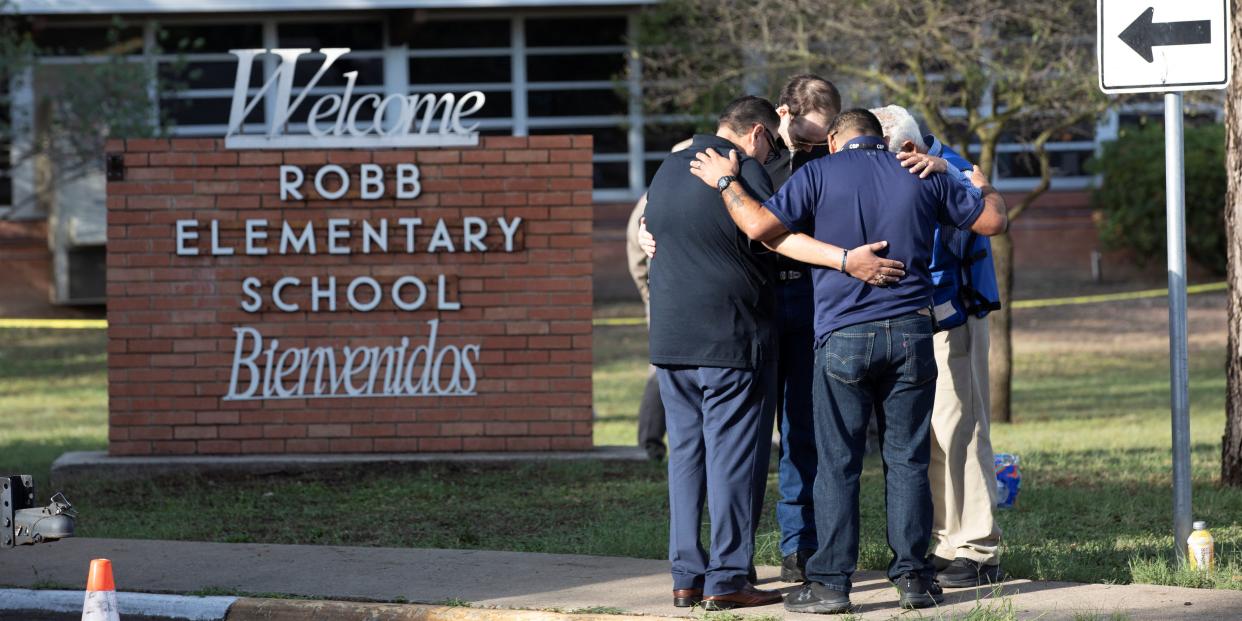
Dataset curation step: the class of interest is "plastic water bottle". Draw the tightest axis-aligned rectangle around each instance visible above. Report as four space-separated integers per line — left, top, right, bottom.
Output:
1188 521 1214 571
994 453 1021 509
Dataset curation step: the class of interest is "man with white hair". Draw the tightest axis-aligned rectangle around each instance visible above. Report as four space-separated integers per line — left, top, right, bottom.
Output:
870 105 1005 588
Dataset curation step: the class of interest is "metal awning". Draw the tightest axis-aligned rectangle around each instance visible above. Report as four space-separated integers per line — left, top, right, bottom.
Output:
9 0 657 15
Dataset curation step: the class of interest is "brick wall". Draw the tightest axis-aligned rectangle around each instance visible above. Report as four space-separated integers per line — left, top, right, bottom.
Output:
105 137 593 455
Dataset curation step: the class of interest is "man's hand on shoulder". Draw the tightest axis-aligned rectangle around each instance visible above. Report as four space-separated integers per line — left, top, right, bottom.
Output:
896 152 949 179
689 148 741 189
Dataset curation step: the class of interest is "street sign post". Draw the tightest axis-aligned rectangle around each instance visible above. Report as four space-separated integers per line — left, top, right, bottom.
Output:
1097 1 1232 563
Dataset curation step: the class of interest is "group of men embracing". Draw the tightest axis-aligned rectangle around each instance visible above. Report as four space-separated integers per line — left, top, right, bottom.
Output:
639 74 1008 613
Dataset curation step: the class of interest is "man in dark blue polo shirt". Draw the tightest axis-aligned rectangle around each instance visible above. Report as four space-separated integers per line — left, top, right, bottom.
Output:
688 108 1007 613
645 98 909 611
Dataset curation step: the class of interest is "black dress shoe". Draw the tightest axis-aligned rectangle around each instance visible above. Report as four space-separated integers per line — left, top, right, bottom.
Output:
780 549 814 582
894 572 944 609
783 582 852 614
702 584 782 610
672 588 702 607
937 557 1002 588
644 442 666 461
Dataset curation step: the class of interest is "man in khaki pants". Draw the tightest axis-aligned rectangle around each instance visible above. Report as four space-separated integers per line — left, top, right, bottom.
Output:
871 106 1003 587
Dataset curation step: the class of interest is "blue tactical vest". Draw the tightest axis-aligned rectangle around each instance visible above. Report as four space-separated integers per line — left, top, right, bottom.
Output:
926 137 1001 331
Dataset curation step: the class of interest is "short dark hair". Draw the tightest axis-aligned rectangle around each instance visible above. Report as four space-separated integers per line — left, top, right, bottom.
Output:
778 74 842 119
827 108 883 139
717 96 779 136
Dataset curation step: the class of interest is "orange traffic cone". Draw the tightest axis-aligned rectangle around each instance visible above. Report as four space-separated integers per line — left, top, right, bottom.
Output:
82 558 120 621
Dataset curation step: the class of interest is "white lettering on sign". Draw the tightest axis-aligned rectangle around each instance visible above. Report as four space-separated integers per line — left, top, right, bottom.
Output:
224 320 480 400
224 48 485 149
175 216 521 256
173 161 532 403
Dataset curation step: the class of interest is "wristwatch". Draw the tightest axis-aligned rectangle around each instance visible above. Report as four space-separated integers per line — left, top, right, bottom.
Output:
716 175 737 193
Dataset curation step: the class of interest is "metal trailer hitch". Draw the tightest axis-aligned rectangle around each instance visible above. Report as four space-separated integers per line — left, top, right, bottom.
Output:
2 475 77 548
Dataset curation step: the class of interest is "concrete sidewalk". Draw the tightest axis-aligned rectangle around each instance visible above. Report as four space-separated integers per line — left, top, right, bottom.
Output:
2 538 1240 620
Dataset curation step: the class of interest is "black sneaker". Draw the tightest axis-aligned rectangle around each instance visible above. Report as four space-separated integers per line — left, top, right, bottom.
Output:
937 558 1002 588
894 572 944 609
780 549 814 582
783 582 852 614
926 553 954 571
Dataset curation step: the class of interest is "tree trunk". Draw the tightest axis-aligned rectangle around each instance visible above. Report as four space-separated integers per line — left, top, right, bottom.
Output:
1222 0 1242 486
990 231 1014 423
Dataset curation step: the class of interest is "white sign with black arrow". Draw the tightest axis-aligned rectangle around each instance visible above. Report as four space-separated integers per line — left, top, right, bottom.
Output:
1097 0 1232 93
1095 0 1232 567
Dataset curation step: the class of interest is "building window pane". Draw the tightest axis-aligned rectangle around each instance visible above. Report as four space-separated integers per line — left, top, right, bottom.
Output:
410 57 510 84
278 22 383 49
528 89 625 117
644 123 697 153
996 149 1092 179
645 159 662 185
403 19 510 49
160 60 265 90
531 126 627 153
463 91 511 118
32 25 143 56
526 17 625 47
160 24 262 54
294 56 384 87
162 97 258 126
594 162 628 189
527 54 623 82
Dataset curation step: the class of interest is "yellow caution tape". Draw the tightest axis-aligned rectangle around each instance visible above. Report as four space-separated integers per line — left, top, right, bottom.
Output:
0 281 1227 330
1011 281 1226 309
593 281 1228 326
0 318 108 329
593 317 648 327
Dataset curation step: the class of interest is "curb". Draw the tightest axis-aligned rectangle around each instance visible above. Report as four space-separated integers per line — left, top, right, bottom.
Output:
50 447 649 487
0 589 236 620
226 598 676 621
0 590 680 621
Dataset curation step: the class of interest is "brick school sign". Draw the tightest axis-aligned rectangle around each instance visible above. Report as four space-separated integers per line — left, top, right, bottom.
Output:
104 137 593 455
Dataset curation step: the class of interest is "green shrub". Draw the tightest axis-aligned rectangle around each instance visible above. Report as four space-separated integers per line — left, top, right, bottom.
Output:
1090 123 1227 274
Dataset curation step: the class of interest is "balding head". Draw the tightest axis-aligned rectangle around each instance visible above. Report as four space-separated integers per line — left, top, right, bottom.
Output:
825 108 884 154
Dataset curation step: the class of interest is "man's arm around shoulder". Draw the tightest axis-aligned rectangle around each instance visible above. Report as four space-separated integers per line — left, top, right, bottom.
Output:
690 148 788 242
967 165 1008 236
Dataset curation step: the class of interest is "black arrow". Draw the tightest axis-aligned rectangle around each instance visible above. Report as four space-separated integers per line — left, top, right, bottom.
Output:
1119 7 1212 63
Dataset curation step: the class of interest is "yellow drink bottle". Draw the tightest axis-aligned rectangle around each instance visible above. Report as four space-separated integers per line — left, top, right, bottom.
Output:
1187 520 1214 571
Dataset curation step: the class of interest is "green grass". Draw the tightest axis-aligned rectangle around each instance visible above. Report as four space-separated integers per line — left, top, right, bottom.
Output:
0 328 108 485
2 315 1241 593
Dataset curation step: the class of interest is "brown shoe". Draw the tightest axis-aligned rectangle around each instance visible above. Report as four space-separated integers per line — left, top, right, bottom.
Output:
702 584 783 610
672 588 702 607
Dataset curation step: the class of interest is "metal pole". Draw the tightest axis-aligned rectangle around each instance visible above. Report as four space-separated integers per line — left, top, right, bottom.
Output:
1165 91 1192 563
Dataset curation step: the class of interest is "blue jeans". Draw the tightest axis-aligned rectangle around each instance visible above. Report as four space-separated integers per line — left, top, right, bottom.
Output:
804 312 938 593
775 278 817 556
659 362 776 596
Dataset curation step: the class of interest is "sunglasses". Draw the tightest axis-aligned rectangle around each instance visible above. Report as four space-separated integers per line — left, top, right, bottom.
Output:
760 126 781 165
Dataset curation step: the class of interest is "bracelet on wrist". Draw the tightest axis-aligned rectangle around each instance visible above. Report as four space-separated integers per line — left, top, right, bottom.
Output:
841 249 849 273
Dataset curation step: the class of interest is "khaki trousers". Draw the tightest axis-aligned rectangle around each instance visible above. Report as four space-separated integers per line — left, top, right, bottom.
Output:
929 315 1001 565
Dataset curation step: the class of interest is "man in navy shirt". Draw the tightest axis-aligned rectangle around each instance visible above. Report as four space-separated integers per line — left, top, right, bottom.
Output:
688 109 1006 612
646 98 908 611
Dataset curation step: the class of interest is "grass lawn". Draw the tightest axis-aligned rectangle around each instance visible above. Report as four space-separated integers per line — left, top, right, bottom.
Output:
2 296 1241 592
